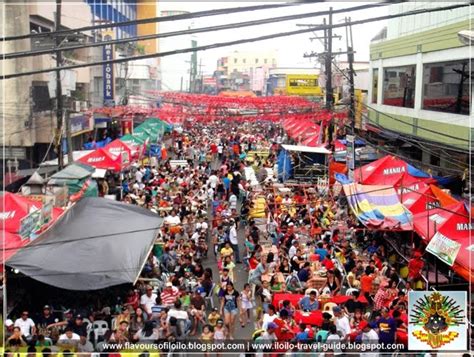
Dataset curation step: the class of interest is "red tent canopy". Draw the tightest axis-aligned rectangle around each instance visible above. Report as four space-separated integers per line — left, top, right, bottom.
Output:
104 139 135 160
399 183 438 214
354 155 434 187
0 192 64 266
78 148 127 172
413 202 473 282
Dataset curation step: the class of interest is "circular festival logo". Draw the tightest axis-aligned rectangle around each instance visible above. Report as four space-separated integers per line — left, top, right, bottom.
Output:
409 291 465 350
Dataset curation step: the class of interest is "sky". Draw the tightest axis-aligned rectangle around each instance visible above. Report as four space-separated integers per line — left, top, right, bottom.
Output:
158 1 390 90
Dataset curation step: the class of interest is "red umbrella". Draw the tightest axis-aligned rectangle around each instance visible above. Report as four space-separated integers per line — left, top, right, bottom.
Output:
78 148 127 172
104 139 135 160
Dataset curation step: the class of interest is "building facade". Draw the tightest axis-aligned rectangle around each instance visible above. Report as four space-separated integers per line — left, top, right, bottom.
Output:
367 2 471 178
1 1 96 170
215 50 278 93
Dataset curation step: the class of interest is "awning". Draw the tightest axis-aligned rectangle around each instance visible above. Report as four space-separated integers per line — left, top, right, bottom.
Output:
282 144 331 154
413 202 473 282
7 197 163 290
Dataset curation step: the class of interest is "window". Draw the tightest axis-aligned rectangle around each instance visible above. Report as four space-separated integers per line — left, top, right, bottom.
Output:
234 58 238 64
422 60 472 115
32 85 51 112
372 68 378 103
382 65 416 108
243 58 247 64
264 59 268 64
255 58 259 64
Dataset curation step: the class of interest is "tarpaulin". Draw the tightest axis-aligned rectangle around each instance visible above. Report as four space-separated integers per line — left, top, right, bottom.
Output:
413 202 473 282
343 183 413 230
354 155 434 187
277 149 293 182
7 197 163 290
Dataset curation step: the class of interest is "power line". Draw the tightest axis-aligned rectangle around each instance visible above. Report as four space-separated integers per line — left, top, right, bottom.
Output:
2 3 469 80
2 3 389 60
1 2 310 42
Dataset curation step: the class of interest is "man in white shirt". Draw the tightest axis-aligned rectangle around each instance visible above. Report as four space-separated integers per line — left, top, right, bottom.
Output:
58 328 80 348
360 320 380 357
14 310 36 339
207 172 218 189
326 324 343 355
229 193 237 211
289 240 299 260
135 168 143 183
140 286 158 316
228 221 241 263
333 306 351 339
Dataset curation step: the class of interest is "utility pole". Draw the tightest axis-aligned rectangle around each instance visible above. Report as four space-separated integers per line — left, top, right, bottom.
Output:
325 7 333 110
346 16 356 133
55 0 64 169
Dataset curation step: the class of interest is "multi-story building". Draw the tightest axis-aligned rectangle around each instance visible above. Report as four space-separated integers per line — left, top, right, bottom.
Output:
88 1 161 110
1 1 96 171
215 50 278 93
367 2 471 179
0 0 162 176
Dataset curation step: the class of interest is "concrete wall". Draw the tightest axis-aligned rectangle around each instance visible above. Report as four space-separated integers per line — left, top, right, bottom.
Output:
227 50 278 75
0 0 34 148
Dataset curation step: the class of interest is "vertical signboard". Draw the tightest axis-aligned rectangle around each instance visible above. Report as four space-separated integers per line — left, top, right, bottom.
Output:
346 135 355 180
103 30 115 107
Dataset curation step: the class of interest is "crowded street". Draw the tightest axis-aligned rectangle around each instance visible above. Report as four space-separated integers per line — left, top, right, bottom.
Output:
1 1 472 356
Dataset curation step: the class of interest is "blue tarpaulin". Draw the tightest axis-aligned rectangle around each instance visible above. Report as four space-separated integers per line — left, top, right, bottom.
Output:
278 149 293 182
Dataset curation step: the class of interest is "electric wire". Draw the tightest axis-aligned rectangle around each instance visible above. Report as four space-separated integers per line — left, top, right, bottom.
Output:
1 3 469 80
1 2 311 42
2 3 389 60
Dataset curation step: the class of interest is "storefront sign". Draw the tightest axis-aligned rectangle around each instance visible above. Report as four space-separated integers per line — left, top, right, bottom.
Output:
103 30 115 107
426 232 461 266
70 115 93 136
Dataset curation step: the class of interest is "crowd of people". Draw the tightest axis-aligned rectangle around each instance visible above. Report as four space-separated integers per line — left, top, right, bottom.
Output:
5 120 429 356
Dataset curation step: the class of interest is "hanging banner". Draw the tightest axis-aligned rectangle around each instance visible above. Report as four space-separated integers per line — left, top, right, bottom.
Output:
426 231 461 266
346 135 355 180
40 197 54 226
103 30 115 107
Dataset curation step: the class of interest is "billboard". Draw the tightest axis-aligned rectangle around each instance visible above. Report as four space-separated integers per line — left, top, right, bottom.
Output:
286 74 322 96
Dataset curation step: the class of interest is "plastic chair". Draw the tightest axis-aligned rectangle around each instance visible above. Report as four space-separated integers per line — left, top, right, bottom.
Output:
345 288 359 296
92 320 109 342
323 302 338 313
83 318 92 332
110 317 117 330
